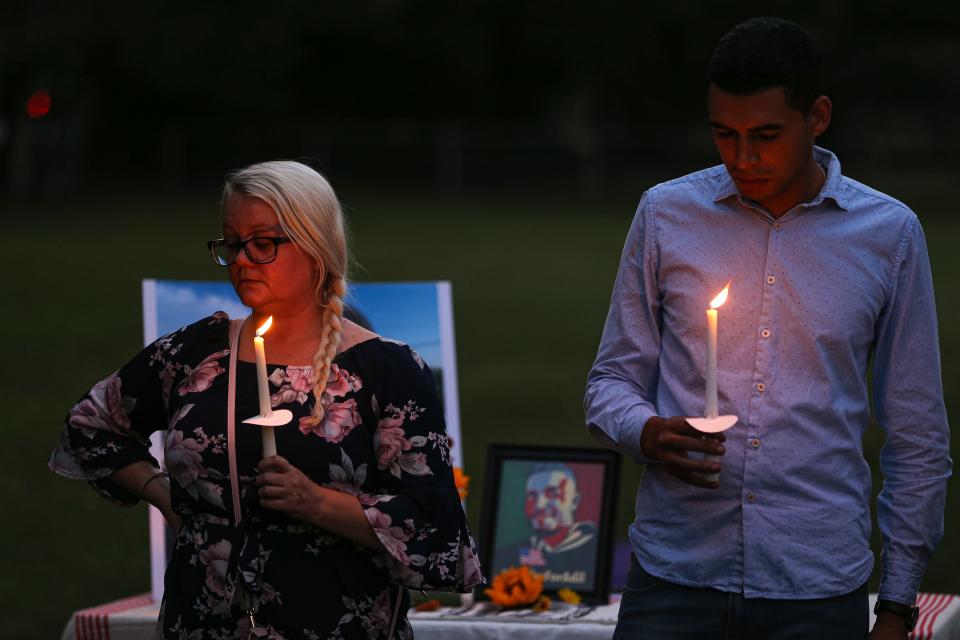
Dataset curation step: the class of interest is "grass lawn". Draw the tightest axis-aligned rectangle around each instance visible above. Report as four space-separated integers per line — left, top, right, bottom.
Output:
3 187 956 638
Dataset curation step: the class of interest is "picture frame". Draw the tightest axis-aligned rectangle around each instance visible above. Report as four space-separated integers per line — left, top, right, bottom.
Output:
478 444 621 604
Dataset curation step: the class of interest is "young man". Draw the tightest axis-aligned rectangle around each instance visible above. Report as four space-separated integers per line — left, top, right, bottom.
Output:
584 17 951 640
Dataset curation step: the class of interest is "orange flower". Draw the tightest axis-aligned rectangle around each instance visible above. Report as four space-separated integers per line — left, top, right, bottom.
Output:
414 598 442 612
453 466 470 500
556 588 581 605
483 566 545 608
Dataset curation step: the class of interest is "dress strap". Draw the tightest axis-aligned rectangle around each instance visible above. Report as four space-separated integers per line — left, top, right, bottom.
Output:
387 583 403 638
227 318 245 526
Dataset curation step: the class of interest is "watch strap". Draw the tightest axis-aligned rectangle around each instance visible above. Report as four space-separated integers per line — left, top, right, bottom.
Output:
874 599 920 632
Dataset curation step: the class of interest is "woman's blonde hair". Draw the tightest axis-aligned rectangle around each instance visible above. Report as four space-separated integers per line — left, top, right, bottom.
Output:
222 160 347 427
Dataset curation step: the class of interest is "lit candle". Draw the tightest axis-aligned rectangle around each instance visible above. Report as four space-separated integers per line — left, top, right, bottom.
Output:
686 283 737 483
254 316 276 457
704 283 730 419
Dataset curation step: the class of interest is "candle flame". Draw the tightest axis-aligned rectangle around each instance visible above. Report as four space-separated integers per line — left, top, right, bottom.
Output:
709 283 731 309
256 316 273 337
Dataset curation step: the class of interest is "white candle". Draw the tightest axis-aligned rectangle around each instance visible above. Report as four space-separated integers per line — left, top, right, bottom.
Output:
705 308 719 419
254 316 276 457
687 284 736 483
704 284 729 419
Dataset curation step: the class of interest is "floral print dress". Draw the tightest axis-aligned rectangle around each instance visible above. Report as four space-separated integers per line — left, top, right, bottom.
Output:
50 312 484 639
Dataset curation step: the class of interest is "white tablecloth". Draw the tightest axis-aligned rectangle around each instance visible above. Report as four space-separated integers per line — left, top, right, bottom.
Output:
62 592 960 640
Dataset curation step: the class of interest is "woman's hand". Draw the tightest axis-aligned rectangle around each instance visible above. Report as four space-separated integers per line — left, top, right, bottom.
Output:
163 509 183 535
256 455 325 524
111 462 182 533
255 455 385 551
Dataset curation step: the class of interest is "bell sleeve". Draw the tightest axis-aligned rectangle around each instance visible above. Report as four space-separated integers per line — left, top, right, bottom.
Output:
48 313 227 504
361 342 484 592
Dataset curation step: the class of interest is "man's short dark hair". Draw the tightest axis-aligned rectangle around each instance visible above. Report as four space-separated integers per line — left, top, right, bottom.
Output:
528 463 577 487
708 17 824 113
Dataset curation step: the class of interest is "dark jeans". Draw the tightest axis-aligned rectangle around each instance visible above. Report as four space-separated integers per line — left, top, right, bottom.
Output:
613 557 868 640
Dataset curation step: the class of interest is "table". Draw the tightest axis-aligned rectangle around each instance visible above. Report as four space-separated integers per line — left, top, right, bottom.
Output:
63 592 960 640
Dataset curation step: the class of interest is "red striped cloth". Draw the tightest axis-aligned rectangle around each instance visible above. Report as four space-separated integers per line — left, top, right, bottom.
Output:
74 593 153 640
911 592 959 640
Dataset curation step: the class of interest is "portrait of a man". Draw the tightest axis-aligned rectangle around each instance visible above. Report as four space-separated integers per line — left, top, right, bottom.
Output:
492 461 602 590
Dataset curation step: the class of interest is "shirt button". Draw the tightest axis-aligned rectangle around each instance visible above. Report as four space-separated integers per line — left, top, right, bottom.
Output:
756 382 766 392
761 329 771 338
746 493 756 503
774 223 783 230
751 438 761 448
766 275 776 285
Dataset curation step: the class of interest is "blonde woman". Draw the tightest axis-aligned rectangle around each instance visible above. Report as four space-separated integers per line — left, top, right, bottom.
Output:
50 160 483 639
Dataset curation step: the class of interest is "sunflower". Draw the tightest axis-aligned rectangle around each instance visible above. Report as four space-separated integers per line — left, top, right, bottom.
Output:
483 566 545 608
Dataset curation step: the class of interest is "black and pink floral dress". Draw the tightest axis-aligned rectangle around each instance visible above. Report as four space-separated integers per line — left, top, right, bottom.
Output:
50 312 483 639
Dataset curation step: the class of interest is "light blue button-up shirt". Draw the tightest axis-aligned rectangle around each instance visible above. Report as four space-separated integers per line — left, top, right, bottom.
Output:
585 147 951 604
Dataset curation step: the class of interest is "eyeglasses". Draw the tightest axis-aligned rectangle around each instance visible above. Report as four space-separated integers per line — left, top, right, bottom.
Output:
207 237 292 266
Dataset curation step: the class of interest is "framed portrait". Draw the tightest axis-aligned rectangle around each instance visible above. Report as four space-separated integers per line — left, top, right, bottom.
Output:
478 444 621 604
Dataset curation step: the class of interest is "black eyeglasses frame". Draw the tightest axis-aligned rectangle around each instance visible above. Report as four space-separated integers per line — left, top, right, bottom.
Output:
206 236 293 266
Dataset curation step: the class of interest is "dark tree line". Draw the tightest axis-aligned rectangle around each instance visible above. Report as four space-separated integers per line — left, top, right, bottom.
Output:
1 1 958 198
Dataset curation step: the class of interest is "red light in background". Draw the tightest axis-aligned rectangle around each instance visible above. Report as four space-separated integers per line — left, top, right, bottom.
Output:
27 90 52 119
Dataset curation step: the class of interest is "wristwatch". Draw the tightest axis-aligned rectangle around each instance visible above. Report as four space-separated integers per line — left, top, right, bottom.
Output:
874 599 920 632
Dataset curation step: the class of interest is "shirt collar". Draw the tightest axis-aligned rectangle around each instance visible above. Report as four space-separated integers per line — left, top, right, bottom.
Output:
712 145 851 212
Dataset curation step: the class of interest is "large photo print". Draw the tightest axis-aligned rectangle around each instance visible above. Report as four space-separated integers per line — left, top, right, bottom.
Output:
142 278 462 600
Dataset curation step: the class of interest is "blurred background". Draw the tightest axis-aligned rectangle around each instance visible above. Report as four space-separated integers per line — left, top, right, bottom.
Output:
2 1 957 637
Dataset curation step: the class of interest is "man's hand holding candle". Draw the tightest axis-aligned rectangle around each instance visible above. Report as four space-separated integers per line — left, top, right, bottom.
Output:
641 416 726 489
